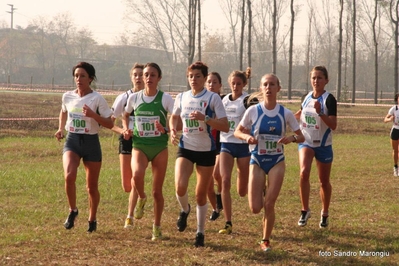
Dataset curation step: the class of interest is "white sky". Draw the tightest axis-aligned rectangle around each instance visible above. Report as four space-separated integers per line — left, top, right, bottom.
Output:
0 0 231 44
0 0 309 45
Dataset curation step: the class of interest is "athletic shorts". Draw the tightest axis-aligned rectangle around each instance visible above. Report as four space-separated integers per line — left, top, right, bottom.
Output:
220 143 250 158
133 145 167 162
63 133 102 162
250 153 285 175
176 147 216 167
118 134 133 155
390 128 399 140
298 144 333 163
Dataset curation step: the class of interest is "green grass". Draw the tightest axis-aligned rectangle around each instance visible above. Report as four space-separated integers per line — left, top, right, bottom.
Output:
0 91 398 265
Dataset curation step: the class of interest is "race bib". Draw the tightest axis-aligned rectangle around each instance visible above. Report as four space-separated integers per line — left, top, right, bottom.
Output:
257 134 283 155
68 111 91 134
302 106 321 141
183 116 205 134
135 116 161 137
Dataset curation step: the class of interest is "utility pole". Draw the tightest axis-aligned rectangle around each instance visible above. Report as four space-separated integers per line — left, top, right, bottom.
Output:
7 4 16 30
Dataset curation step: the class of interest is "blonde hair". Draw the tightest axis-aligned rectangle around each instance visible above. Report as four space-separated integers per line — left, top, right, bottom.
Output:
247 73 281 103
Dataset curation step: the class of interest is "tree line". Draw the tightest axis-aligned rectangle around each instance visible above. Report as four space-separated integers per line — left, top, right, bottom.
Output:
0 0 398 102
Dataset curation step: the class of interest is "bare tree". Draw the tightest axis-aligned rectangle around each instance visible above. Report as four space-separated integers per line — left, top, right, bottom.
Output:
389 0 399 94
272 0 277 73
287 0 295 99
352 0 357 103
372 0 379 103
218 0 241 64
188 0 197 65
337 0 344 101
239 0 246 70
247 0 252 92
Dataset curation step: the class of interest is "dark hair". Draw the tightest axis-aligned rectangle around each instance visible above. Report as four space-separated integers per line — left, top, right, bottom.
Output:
395 93 399 104
187 61 208 77
72 62 96 82
311 65 329 80
144 62 162 77
208 72 222 84
130 63 144 77
228 67 251 85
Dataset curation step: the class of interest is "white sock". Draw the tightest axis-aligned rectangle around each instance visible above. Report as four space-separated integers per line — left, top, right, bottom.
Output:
176 192 189 213
197 203 208 234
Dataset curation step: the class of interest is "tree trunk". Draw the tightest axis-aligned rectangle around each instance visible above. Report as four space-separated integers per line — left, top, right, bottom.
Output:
239 0 245 70
352 0 357 103
337 0 344 101
272 0 277 74
288 0 294 100
247 0 252 92
390 0 399 95
373 0 378 104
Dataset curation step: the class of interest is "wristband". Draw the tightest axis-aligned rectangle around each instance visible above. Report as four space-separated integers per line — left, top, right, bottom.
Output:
164 127 169 134
292 135 297 143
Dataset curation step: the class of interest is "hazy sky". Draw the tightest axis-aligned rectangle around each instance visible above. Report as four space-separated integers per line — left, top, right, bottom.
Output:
1 0 310 45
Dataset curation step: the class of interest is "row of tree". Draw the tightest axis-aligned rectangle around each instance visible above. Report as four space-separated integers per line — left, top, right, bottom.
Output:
0 0 398 102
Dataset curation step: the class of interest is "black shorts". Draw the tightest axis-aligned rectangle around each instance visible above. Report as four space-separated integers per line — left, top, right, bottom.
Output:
118 134 133 155
63 133 102 162
176 147 216 166
391 128 399 140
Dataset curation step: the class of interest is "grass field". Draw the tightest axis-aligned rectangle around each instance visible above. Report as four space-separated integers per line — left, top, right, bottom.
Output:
0 91 398 265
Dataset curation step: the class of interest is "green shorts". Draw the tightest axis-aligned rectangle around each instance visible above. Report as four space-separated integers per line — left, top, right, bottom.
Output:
133 145 167 161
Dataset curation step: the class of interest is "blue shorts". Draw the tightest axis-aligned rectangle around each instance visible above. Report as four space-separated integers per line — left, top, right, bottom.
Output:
298 144 333 163
220 143 250 158
63 133 102 162
118 134 133 155
177 147 216 166
250 153 285 175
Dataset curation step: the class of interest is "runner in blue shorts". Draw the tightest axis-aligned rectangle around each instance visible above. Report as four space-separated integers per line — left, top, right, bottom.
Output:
218 68 255 235
294 65 337 229
234 73 304 252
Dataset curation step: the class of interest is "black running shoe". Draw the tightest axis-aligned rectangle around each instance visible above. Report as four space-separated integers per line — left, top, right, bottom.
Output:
177 204 190 232
64 209 78 229
87 220 97 233
216 194 223 210
209 210 220 221
194 232 205 247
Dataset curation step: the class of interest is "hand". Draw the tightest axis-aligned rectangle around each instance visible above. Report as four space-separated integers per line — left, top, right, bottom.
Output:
123 129 132 140
314 101 321 114
245 135 257 144
54 130 64 142
82 104 94 117
155 120 165 134
170 129 179 146
189 111 205 121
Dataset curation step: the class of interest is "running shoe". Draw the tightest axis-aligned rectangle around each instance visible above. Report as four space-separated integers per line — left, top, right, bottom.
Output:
319 215 329 228
218 223 232 234
298 210 311 227
259 240 271 252
216 194 223 210
209 210 220 221
64 209 78 229
87 220 97 233
394 167 398 177
194 232 205 247
134 197 147 219
177 204 190 232
152 225 163 241
124 217 133 228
